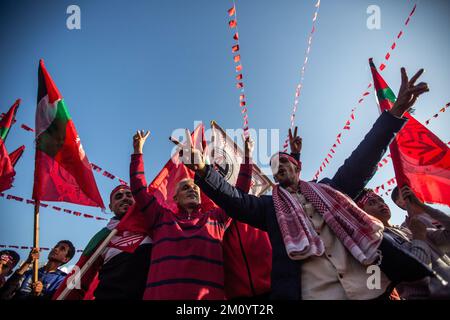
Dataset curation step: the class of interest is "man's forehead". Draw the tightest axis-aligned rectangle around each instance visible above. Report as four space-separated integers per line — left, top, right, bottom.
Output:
178 179 197 188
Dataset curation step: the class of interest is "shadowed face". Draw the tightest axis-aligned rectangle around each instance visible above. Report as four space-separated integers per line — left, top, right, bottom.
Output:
363 195 391 223
174 179 201 210
109 188 135 218
48 242 71 264
271 154 300 188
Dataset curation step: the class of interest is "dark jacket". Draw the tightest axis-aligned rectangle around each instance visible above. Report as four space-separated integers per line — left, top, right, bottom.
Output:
195 111 417 300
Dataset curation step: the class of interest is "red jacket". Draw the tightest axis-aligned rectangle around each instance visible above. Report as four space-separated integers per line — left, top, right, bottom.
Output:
223 163 272 299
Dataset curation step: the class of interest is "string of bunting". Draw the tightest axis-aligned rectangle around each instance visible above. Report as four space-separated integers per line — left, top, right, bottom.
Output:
0 244 83 254
376 102 449 171
0 117 129 186
375 141 450 197
313 3 418 180
0 192 109 221
228 2 250 137
283 0 321 152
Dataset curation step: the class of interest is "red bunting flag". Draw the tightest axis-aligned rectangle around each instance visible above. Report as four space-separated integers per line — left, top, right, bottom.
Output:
370 58 450 206
234 55 241 63
233 32 239 40
236 82 244 89
229 20 237 28
232 45 239 53
228 6 236 16
236 74 243 80
236 65 242 72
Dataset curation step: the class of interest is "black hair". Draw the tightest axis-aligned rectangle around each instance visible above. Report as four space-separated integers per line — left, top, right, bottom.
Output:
56 240 75 261
0 250 20 268
391 186 400 203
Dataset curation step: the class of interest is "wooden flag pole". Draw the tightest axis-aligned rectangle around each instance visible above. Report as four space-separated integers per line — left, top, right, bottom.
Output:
56 228 118 300
32 201 40 293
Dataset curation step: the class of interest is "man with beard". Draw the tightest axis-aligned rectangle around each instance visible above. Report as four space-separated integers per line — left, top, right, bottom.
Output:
181 67 430 299
52 185 152 300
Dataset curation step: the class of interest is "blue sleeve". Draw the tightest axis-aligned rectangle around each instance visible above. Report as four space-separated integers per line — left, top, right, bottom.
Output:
322 111 407 199
195 165 268 231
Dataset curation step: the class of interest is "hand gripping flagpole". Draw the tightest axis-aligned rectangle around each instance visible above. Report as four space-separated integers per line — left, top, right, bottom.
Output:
32 201 40 294
56 229 118 300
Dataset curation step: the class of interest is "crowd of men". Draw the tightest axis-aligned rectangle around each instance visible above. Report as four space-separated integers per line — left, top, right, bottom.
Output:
0 67 448 300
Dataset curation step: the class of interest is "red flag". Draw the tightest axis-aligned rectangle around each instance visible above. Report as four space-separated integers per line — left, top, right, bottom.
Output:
229 20 237 28
232 45 239 53
234 55 241 63
370 58 450 206
32 60 104 208
233 32 239 40
228 6 236 16
8 145 25 167
236 82 244 89
235 65 242 72
0 142 15 193
236 74 243 80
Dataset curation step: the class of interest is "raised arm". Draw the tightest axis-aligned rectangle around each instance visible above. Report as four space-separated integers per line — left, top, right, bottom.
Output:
325 68 429 199
401 185 450 248
130 130 163 229
235 135 254 193
173 129 268 230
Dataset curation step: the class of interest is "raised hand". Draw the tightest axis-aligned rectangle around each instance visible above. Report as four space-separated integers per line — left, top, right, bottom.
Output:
242 134 254 161
390 68 429 118
401 185 425 216
289 126 302 154
170 129 206 173
133 130 150 154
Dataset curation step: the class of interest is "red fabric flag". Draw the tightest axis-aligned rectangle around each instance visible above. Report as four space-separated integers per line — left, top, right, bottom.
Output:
8 145 25 167
370 58 450 206
239 94 245 101
228 6 236 16
233 32 239 40
236 74 243 80
235 65 242 72
32 60 104 208
232 45 239 53
236 82 244 89
229 20 237 28
0 142 15 193
234 55 241 63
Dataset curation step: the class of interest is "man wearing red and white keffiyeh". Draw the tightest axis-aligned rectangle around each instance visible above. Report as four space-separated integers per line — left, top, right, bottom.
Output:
191 67 431 300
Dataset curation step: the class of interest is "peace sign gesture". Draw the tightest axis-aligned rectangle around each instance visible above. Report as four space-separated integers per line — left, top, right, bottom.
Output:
390 67 429 118
170 129 206 173
288 126 302 154
133 130 150 154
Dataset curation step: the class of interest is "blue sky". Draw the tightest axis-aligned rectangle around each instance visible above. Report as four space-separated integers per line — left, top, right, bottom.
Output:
1 0 449 267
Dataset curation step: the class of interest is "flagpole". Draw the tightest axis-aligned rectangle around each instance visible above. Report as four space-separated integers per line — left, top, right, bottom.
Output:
56 228 118 300
33 201 40 292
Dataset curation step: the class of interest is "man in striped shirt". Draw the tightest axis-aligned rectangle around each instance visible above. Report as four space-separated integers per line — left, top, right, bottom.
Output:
130 130 252 300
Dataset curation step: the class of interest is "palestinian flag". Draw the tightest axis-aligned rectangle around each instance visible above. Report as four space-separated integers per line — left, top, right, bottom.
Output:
370 58 450 206
0 99 20 141
32 60 104 208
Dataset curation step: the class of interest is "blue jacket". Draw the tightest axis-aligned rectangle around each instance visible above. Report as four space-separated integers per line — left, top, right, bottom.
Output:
195 111 432 299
